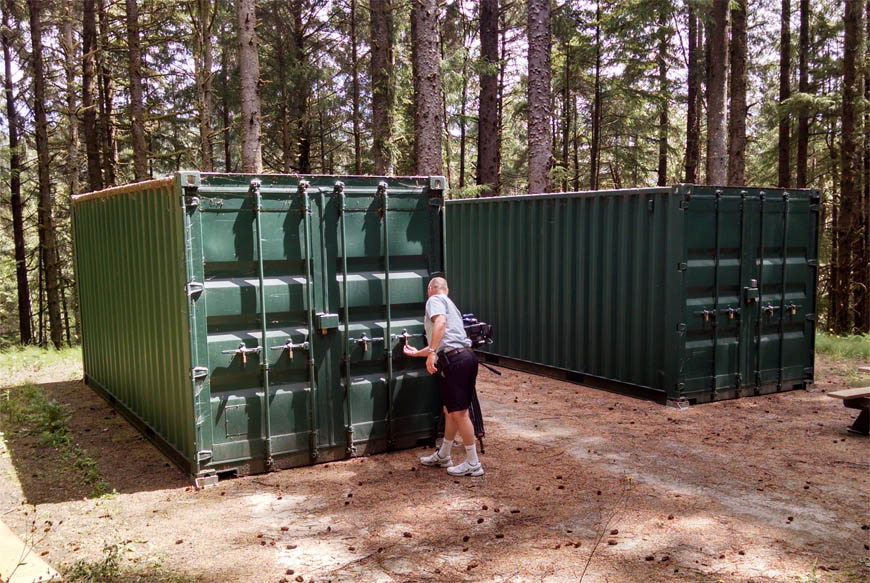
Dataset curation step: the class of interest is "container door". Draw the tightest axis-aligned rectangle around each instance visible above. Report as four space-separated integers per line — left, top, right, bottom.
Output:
744 190 817 393
329 179 443 455
682 187 817 403
186 174 444 474
188 177 319 472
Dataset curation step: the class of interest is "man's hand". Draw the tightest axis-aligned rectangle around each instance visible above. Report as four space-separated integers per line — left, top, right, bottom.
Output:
403 343 419 357
426 352 438 374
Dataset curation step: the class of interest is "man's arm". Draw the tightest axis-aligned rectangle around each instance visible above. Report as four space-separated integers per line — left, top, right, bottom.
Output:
403 314 445 375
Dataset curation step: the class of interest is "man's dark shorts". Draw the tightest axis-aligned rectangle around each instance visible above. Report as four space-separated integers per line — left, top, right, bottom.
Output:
436 348 479 413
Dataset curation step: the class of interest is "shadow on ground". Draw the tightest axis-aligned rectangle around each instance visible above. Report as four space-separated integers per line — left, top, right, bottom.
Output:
1 379 189 505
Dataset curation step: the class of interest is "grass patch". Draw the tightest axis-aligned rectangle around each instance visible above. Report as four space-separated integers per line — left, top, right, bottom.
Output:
63 543 194 583
0 385 111 497
0 345 82 387
815 333 870 362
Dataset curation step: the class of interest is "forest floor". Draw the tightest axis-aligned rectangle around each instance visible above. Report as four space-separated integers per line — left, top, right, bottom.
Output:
0 348 868 583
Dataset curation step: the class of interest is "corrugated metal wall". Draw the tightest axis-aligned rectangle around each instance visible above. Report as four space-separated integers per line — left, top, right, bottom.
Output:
73 177 196 464
446 185 819 403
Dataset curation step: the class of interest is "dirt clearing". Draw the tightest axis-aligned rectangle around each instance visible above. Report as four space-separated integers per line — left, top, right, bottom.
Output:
1 353 868 583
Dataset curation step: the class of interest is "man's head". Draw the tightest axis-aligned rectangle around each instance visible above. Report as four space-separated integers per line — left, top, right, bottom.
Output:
428 277 449 297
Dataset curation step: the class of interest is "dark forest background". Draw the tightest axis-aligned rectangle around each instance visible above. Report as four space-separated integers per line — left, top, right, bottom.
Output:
1 0 869 347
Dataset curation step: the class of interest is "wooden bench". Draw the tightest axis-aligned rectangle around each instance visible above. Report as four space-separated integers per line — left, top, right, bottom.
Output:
827 387 870 435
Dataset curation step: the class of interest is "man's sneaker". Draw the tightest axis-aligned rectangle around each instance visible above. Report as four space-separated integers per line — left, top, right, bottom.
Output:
420 450 453 467
446 460 484 477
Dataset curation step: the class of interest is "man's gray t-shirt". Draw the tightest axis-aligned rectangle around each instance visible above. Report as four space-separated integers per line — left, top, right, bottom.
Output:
424 293 471 353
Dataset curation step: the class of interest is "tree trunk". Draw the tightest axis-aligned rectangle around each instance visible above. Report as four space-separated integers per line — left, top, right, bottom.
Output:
3 0 33 344
796 0 809 187
411 0 443 175
97 0 117 186
220 19 232 172
370 0 394 175
727 0 747 186
590 0 601 190
61 0 80 197
191 0 215 172
497 4 506 192
438 26 452 186
291 0 311 174
477 0 498 195
350 0 361 174
126 0 149 180
778 0 791 187
237 0 263 173
82 0 103 192
562 37 570 192
862 0 870 332
572 93 579 191
657 4 668 187
527 0 551 193
835 0 861 333
685 3 700 184
705 0 728 185
28 0 63 348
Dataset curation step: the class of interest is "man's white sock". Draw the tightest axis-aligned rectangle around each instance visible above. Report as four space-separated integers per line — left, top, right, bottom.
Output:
464 444 479 466
438 438 452 458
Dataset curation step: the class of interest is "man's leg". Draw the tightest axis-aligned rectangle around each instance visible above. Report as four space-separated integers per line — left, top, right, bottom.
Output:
443 406 457 441
448 409 475 448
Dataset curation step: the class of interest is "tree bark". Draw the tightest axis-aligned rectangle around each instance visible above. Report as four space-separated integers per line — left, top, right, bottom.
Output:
3 0 33 344
220 19 232 172
237 0 263 173
370 0 394 175
28 0 63 348
190 0 215 171
796 0 809 187
126 0 149 180
61 0 80 197
656 4 668 187
778 0 791 187
727 0 747 186
411 0 443 175
685 1 700 184
291 0 310 173
590 0 601 190
835 0 861 333
477 0 499 195
527 0 551 193
562 37 571 191
82 0 103 191
861 0 870 331
705 0 728 185
350 0 361 174
97 0 117 186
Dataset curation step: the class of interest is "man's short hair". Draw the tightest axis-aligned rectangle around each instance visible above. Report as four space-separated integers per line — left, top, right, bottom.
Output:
428 277 448 292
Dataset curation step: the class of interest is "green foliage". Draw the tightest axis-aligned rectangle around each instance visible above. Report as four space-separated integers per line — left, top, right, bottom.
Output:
815 332 870 361
0 382 110 497
63 543 194 583
0 345 82 387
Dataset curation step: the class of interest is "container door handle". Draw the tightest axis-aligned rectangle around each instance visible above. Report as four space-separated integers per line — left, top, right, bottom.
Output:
353 333 385 352
221 342 261 365
270 338 310 360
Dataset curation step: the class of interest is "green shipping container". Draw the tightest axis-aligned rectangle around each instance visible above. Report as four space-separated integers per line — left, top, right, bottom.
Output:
73 172 448 482
446 185 820 405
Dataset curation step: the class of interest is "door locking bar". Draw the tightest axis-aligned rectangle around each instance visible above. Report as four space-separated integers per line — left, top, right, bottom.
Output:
270 338 310 360
391 328 425 346
353 333 385 352
222 343 261 365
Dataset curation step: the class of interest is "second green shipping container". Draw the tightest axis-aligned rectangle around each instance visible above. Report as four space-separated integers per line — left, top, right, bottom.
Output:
446 185 820 405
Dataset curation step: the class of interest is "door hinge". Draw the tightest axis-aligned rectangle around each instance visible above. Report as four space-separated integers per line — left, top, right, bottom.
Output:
196 449 212 462
192 366 209 381
187 282 204 298
805 313 817 321
677 262 688 271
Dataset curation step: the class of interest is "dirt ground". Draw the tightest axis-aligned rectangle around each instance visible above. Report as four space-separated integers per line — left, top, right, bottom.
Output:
1 354 868 583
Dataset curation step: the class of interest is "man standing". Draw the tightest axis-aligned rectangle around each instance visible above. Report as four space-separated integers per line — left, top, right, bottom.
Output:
404 277 483 476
